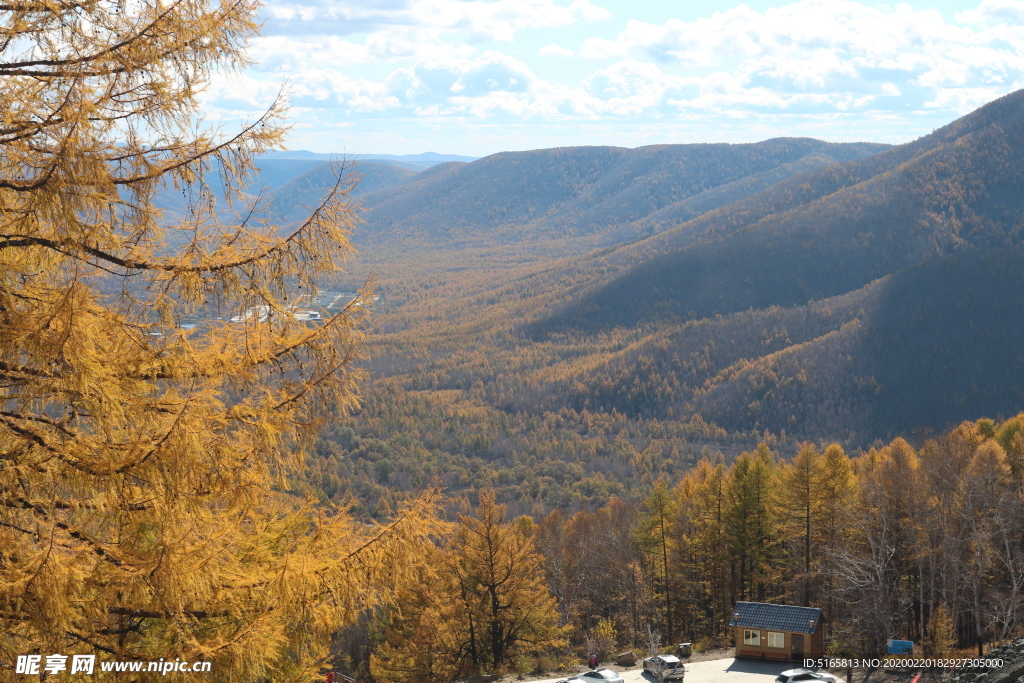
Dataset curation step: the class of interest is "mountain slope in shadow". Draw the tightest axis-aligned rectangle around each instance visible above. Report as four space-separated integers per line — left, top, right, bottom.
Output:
689 249 1024 442
528 89 1024 336
522 249 1024 444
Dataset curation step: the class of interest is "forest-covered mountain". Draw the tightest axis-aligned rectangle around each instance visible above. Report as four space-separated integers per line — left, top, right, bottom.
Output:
301 91 1024 514
514 249 1024 443
353 139 888 252
473 89 1024 442
169 138 892 266
265 160 419 224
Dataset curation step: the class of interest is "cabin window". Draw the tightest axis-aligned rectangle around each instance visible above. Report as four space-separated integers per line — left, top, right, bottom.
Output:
768 632 785 648
743 630 761 646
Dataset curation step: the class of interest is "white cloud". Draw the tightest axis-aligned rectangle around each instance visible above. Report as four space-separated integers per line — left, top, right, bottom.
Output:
207 0 1024 152
250 0 612 73
250 36 371 70
576 0 1024 111
923 86 1007 112
203 73 285 109
568 0 611 22
385 52 538 102
583 60 690 112
540 43 575 57
958 0 1024 25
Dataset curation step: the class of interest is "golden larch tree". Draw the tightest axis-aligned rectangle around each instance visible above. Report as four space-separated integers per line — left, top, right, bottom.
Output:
373 491 566 683
927 604 957 655
783 442 822 606
638 478 677 642
0 0 438 680
725 443 782 603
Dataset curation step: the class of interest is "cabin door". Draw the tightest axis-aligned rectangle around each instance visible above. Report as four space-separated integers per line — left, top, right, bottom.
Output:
791 634 804 661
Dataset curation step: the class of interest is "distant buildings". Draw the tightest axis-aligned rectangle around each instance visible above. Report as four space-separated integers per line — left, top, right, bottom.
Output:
229 306 323 323
309 291 359 311
179 290 374 328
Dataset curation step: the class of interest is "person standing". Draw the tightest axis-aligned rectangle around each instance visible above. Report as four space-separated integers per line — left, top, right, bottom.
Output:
590 654 598 669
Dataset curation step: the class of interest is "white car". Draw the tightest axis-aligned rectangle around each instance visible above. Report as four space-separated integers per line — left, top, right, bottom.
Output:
558 669 625 683
776 670 840 683
643 655 685 681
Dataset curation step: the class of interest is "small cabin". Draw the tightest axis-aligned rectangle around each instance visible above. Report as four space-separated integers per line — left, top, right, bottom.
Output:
729 601 824 662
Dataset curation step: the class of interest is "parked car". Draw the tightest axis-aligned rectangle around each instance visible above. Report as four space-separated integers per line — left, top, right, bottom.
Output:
556 669 625 683
776 670 840 683
643 655 685 681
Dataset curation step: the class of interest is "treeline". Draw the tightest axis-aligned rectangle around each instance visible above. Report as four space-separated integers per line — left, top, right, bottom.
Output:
337 416 1024 683
534 416 1024 658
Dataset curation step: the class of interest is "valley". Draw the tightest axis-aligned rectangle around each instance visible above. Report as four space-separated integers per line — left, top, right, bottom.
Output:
231 90 1024 516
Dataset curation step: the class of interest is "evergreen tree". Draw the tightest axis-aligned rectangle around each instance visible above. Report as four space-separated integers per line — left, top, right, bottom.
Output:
928 604 956 655
673 458 729 641
638 479 678 641
815 443 855 629
784 443 823 605
725 444 782 603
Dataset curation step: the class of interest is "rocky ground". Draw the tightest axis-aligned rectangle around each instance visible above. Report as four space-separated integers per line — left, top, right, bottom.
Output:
944 640 1024 683
825 639 1024 683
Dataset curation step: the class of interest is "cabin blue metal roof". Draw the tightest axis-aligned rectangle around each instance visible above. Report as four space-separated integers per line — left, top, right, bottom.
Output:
729 602 822 634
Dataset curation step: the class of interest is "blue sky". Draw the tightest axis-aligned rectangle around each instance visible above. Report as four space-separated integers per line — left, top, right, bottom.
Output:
201 0 1024 156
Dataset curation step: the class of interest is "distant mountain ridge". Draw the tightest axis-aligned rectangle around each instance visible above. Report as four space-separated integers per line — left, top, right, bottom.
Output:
151 158 424 224
154 91 1024 445
353 138 889 255
258 150 479 171
265 161 418 225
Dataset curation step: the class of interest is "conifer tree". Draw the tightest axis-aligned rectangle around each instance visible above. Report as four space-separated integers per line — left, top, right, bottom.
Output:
689 459 730 639
0 0 439 678
639 479 678 642
456 491 567 670
818 444 855 546
373 491 566 683
785 443 822 605
672 458 728 640
927 604 956 655
725 443 781 603
587 618 616 662
815 443 855 626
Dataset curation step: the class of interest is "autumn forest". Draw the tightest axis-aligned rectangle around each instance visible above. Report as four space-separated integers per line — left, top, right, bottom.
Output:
2 0 1024 678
